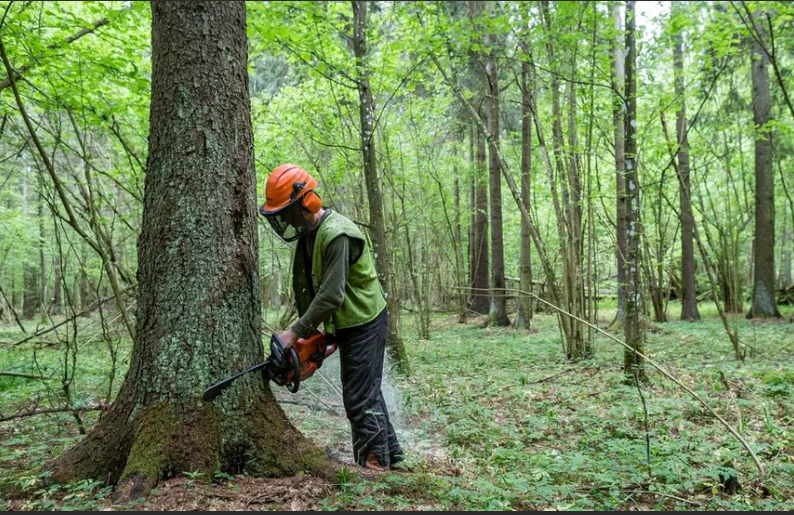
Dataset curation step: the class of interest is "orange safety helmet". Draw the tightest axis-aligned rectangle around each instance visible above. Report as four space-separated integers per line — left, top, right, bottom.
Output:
259 164 323 241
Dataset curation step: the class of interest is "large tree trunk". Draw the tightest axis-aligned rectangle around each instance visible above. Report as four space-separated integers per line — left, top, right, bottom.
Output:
484 9 510 328
352 0 411 373
623 1 646 381
514 58 532 331
611 2 627 328
674 1 700 322
747 9 780 319
471 127 490 315
49 2 329 498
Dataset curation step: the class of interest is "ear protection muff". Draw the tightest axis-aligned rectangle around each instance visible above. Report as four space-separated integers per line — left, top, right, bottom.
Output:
289 181 322 214
301 190 322 214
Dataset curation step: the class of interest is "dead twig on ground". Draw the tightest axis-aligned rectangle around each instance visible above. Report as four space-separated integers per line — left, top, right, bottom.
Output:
0 371 45 380
0 404 105 423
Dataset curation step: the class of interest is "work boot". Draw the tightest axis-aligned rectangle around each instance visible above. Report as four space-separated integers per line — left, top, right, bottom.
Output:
364 453 386 472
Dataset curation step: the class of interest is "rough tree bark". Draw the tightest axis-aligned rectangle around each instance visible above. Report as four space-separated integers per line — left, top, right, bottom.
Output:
483 4 510 327
352 0 411 372
611 2 627 328
623 1 646 380
673 1 700 322
48 2 329 498
747 8 780 319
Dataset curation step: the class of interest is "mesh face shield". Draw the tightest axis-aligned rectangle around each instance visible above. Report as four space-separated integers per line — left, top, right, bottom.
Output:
260 201 311 242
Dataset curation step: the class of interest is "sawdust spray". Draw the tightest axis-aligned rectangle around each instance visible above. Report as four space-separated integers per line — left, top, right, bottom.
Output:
276 350 418 465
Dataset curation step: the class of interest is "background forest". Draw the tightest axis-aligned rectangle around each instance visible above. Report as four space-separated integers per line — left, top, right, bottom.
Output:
1 1 793 511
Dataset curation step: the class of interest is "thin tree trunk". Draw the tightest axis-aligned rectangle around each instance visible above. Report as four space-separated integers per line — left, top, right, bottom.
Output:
468 125 476 310
721 132 745 313
538 0 585 358
484 10 509 327
453 140 467 323
11 273 19 315
21 170 37 320
49 2 330 497
0 281 26 333
79 244 91 312
781 153 794 289
352 0 411 372
623 1 646 381
38 194 48 321
22 265 37 320
52 252 62 316
782 205 792 288
586 3 598 347
471 127 490 315
747 8 780 318
515 58 532 330
399 191 426 339
611 2 627 328
674 1 700 321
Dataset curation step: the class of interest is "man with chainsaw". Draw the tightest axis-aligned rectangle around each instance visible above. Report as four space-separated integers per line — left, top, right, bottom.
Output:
259 164 404 471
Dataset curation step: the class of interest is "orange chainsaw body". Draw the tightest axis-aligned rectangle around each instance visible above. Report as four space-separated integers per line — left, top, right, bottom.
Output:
282 332 338 386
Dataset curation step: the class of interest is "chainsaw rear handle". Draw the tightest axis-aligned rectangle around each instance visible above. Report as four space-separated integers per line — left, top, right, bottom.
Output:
279 332 338 392
282 337 302 394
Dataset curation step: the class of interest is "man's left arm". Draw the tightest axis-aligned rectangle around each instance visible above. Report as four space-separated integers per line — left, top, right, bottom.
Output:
280 236 352 346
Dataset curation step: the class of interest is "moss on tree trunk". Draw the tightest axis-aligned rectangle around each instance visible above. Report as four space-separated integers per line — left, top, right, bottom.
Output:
48 1 330 499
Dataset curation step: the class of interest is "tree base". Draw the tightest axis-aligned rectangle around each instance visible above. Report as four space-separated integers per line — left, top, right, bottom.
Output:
746 308 782 320
47 390 333 501
512 310 531 330
488 312 512 327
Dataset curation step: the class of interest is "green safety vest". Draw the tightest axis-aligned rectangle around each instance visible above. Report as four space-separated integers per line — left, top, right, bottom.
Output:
293 210 386 333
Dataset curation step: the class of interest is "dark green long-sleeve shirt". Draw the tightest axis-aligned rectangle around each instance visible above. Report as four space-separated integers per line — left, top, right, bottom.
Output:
291 230 363 338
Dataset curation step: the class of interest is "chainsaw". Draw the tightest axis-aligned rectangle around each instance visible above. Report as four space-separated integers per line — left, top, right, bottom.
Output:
202 332 337 402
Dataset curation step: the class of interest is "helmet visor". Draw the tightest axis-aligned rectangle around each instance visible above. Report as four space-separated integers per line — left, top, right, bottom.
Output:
260 201 310 242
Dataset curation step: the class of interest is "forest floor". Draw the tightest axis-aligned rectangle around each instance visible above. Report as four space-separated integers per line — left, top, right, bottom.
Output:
1 301 793 511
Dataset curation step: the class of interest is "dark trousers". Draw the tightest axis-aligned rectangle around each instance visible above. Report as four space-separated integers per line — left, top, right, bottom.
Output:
337 308 403 467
